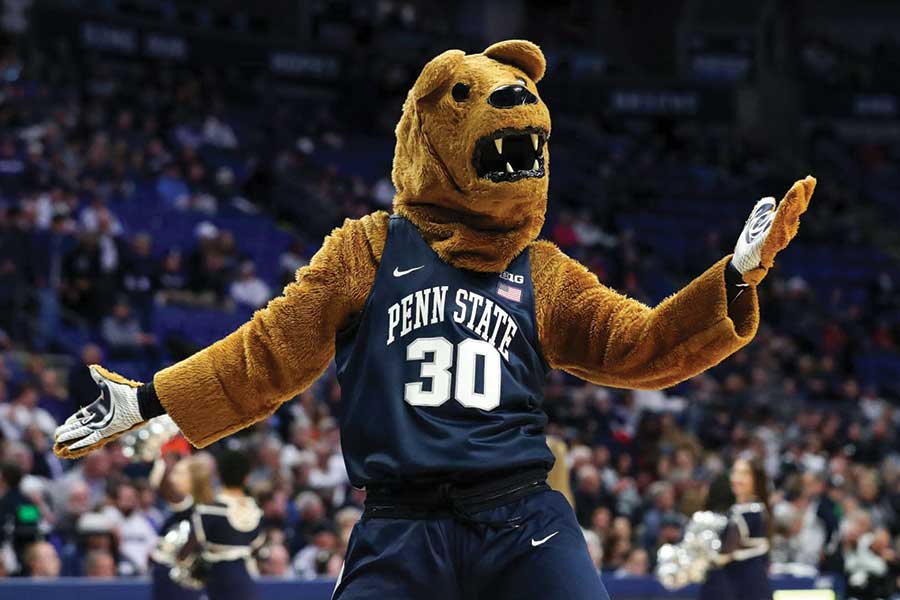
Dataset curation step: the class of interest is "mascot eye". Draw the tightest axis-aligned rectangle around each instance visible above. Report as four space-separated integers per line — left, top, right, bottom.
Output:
451 82 470 102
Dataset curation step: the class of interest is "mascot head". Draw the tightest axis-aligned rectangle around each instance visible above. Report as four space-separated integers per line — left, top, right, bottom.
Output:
392 40 551 272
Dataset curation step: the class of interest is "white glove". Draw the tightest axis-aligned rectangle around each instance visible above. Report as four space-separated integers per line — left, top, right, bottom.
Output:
731 196 777 275
54 365 144 453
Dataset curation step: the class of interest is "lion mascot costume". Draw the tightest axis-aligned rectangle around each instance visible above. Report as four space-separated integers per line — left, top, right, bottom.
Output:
55 40 814 599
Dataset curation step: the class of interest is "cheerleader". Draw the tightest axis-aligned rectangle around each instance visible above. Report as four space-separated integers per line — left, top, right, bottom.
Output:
697 474 736 600
185 450 264 600
718 457 772 600
149 452 215 600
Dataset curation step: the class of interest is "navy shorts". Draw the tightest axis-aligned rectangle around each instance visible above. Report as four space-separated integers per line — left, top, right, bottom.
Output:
333 489 610 600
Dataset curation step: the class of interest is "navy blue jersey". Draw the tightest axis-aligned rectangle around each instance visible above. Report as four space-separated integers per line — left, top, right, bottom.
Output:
721 503 771 600
335 216 553 487
192 495 263 600
193 495 263 561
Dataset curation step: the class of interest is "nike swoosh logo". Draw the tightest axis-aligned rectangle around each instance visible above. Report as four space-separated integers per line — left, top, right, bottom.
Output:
531 531 559 547
393 265 424 277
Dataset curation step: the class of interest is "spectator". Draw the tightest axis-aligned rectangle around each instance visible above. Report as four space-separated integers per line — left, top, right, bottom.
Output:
28 210 72 350
54 480 91 547
101 481 158 574
574 464 609 527
187 223 230 303
292 525 337 580
120 233 158 327
229 260 271 309
23 423 63 482
60 511 139 577
177 161 217 214
614 548 649 577
641 482 684 550
258 543 295 578
0 462 41 566
583 529 603 570
36 367 71 428
155 249 189 303
55 448 112 509
156 163 189 208
203 115 238 149
843 512 890 599
308 440 349 500
100 299 157 359
257 486 291 541
79 196 123 237
60 233 103 322
84 549 117 578
24 541 60 578
217 231 242 274
802 470 839 565
0 138 26 194
0 382 56 441
293 491 332 554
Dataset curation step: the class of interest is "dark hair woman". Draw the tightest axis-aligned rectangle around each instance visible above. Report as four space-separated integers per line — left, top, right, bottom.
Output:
718 457 772 600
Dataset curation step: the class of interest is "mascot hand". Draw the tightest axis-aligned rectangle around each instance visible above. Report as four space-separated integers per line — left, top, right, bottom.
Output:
54 365 145 458
731 175 816 286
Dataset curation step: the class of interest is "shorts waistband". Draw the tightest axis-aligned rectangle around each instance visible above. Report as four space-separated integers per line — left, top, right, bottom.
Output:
363 467 549 529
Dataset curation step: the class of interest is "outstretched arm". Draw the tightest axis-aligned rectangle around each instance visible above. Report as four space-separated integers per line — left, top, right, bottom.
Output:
532 245 758 389
154 212 388 447
55 212 389 458
531 177 814 390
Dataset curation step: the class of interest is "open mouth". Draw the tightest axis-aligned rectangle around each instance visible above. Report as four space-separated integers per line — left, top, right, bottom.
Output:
473 127 547 182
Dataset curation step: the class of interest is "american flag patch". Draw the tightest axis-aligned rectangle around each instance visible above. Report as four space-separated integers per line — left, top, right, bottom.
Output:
497 282 522 302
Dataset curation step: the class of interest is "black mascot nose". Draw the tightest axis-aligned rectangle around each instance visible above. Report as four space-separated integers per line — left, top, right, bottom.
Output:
488 84 538 108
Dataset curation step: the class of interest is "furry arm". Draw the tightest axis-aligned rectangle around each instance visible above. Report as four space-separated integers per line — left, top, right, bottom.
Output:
531 243 760 390
153 212 389 448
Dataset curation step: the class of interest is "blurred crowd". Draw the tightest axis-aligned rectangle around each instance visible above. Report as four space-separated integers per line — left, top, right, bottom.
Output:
1 9 900 599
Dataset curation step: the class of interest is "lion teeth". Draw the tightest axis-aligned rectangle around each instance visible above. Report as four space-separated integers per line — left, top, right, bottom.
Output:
530 134 539 150
505 162 514 173
494 138 503 154
533 159 540 171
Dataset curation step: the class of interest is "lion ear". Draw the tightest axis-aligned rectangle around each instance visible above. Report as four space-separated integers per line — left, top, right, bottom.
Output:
483 40 546 82
410 49 465 100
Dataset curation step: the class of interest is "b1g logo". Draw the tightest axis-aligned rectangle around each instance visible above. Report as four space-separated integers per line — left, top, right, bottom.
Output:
500 271 524 284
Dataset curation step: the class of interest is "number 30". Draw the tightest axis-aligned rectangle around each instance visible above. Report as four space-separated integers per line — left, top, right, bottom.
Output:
405 337 501 411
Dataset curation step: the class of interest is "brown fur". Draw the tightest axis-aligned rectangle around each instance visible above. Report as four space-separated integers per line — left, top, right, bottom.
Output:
153 211 389 448
531 245 758 389
54 41 813 459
